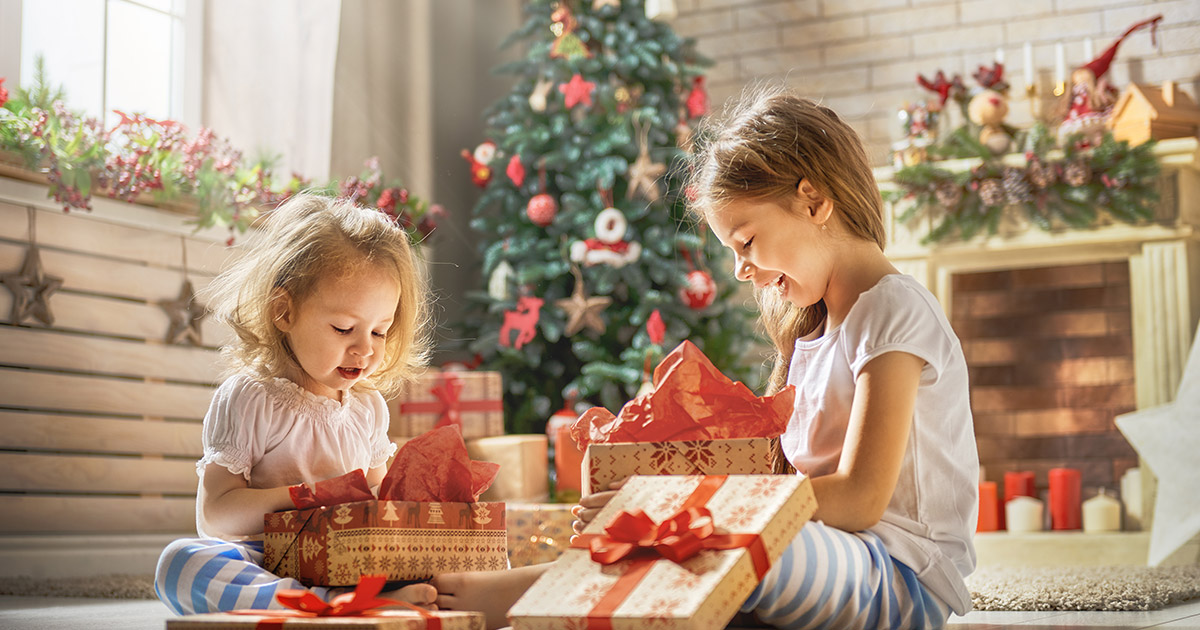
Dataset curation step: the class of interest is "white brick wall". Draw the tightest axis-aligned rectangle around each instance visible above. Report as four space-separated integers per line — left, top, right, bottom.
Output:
674 0 1200 165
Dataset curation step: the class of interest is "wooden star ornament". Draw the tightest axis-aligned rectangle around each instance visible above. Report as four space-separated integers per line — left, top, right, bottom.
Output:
1 245 63 326
556 268 611 336
159 279 208 346
627 126 667 202
1116 323 1200 566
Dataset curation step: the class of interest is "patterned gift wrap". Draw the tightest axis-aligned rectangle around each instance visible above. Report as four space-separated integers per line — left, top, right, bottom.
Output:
264 500 507 586
167 609 485 629
387 371 504 439
582 437 776 495
508 474 817 630
505 502 575 567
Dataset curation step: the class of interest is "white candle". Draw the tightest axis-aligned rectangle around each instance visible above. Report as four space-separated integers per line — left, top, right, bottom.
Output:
1023 42 1034 88
1120 468 1143 530
1083 489 1121 533
1083 37 1094 60
1006 495 1044 534
995 47 1005 65
1054 42 1066 87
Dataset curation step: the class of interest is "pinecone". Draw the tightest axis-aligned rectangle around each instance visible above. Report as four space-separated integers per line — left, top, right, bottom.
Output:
1064 160 1092 187
978 178 1006 207
1027 158 1057 189
935 181 963 209
1002 167 1033 204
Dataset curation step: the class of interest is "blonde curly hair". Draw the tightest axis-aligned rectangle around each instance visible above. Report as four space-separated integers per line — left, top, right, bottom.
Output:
203 193 432 398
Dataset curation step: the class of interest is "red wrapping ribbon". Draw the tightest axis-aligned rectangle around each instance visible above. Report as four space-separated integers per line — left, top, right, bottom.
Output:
569 476 771 629
398 373 502 429
230 574 441 629
582 238 630 253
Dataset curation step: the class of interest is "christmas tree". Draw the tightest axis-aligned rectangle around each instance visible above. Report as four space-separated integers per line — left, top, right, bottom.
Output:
458 0 762 433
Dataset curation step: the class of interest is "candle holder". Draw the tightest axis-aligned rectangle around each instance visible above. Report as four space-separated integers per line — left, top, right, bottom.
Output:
1025 83 1038 117
1053 80 1066 97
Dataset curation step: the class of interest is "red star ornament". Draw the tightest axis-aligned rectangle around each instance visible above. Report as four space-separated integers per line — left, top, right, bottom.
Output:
559 74 595 110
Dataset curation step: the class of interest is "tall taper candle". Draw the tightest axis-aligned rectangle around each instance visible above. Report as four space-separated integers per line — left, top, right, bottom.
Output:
1055 42 1066 92
1023 42 1034 88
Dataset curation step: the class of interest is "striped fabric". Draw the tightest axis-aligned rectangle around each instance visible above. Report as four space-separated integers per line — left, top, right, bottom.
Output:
155 538 339 615
742 521 951 630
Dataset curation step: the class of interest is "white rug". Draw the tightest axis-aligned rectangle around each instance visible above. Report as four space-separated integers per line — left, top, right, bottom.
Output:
968 565 1200 611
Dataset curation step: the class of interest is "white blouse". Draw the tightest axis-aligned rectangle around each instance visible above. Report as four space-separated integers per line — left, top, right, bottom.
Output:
195 374 396 537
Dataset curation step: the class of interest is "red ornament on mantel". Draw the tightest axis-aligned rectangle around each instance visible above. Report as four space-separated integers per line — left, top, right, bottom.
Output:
526 193 558 227
679 269 716 310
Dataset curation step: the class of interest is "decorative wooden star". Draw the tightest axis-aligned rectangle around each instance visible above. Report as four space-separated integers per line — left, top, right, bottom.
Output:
159 279 208 346
1116 324 1200 566
1 245 63 326
556 272 611 336
627 144 666 202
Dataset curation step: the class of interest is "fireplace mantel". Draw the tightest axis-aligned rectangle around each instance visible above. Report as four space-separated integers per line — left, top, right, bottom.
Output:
876 136 1200 410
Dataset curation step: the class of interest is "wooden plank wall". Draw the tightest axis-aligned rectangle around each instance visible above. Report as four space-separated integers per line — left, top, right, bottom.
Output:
0 197 233 536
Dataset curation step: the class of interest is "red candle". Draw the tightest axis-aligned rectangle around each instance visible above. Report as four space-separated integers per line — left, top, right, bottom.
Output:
1003 470 1037 530
977 481 999 532
1048 467 1082 530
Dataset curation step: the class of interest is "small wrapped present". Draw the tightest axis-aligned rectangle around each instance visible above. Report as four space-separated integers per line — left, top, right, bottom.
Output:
571 340 794 495
507 474 818 629
505 502 575 568
465 435 549 502
167 574 485 629
389 371 504 439
265 426 507 586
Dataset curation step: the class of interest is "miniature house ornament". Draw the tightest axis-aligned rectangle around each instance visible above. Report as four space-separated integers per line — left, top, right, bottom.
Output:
1107 81 1200 146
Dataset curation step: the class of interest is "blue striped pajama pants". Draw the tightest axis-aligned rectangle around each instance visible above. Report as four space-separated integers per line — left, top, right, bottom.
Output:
741 521 951 630
155 538 339 615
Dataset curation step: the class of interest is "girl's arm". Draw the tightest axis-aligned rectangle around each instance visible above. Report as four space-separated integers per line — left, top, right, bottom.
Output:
199 463 294 537
366 464 387 490
809 350 924 532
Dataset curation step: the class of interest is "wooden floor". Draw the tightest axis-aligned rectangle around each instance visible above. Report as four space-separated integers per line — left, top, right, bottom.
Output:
1 596 1199 629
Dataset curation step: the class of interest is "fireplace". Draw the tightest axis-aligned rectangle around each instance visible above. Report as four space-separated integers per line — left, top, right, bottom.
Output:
876 137 1200 527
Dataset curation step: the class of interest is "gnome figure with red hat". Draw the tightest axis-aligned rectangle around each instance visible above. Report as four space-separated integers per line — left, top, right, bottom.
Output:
1058 15 1163 148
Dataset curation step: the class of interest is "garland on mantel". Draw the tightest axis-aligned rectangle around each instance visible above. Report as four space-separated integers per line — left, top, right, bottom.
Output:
882 123 1161 245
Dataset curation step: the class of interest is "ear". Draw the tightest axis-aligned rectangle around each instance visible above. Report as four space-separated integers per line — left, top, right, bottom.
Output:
797 179 834 227
270 288 295 332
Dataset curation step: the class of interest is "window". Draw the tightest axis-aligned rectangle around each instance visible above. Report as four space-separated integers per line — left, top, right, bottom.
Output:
14 0 201 128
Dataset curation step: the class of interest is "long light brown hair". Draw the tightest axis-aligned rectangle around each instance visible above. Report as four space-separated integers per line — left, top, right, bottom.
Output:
204 193 432 398
687 86 886 472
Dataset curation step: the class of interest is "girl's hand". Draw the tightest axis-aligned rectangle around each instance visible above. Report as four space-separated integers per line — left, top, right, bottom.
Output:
570 477 628 535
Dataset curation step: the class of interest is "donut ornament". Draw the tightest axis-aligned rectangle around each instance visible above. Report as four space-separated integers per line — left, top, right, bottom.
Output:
569 207 641 268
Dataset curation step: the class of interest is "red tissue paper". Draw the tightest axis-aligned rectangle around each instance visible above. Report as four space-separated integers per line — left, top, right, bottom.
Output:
378 424 500 502
570 340 794 448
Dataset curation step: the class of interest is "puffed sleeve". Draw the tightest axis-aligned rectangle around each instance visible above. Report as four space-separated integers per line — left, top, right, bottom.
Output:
841 277 959 386
195 374 277 480
366 389 398 468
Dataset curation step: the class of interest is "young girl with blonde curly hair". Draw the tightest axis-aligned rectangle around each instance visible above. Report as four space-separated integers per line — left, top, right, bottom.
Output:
155 193 435 615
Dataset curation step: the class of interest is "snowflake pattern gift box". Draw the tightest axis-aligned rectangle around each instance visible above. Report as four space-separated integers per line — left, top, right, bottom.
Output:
582 437 776 495
263 499 507 587
507 474 817 630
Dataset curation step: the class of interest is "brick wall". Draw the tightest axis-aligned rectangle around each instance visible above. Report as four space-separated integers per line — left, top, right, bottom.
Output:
673 0 1200 165
951 261 1139 495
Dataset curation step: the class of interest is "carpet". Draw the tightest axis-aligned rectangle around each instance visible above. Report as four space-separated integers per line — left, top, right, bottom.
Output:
968 565 1200 611
0 574 157 600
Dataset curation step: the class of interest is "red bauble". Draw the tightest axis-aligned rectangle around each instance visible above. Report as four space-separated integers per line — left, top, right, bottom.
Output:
679 270 717 310
527 193 558 227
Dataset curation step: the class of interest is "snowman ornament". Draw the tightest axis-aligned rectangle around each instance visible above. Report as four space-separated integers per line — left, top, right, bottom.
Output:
570 207 641 268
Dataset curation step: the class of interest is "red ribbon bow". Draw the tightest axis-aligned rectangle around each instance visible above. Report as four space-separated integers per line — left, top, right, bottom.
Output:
233 575 440 630
431 373 463 429
584 506 715 566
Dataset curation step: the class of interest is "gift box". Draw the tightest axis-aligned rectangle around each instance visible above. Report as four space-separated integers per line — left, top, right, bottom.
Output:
582 436 776 495
465 435 549 502
389 371 504 439
506 502 575 568
264 500 507 586
167 608 484 629
507 474 817 629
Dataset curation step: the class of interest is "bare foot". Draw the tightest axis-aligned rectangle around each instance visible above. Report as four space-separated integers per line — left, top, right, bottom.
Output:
381 583 437 610
431 564 551 630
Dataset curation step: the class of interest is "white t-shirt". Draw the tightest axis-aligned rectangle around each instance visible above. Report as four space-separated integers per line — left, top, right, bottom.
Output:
195 374 397 539
782 273 978 615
